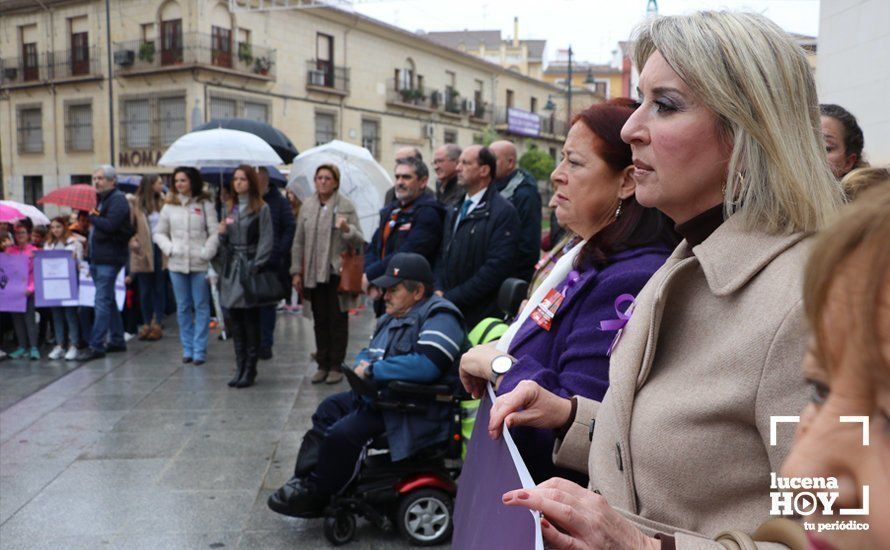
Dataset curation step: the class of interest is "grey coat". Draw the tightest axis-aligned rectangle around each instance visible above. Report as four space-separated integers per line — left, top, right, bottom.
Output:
217 202 274 309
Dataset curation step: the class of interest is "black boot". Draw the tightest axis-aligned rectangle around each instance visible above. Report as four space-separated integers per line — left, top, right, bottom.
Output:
228 340 247 388
236 347 258 388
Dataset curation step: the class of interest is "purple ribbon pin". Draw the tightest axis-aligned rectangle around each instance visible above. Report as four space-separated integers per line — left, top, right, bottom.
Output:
600 294 636 356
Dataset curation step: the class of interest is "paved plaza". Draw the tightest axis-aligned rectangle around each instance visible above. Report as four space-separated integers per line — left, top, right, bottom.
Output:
0 307 442 549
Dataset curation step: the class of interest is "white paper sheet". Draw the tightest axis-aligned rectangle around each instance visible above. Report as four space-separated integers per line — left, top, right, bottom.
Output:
42 278 74 301
41 258 71 279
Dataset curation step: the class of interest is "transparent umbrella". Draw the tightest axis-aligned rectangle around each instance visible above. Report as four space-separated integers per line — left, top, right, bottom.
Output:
287 140 391 238
158 128 283 168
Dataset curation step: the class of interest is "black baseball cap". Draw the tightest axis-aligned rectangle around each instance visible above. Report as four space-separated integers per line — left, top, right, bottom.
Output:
371 252 435 289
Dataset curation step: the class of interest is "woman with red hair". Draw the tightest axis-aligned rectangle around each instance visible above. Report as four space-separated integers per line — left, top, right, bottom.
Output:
459 99 678 483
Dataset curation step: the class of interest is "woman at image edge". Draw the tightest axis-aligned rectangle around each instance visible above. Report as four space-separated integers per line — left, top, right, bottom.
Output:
489 11 843 549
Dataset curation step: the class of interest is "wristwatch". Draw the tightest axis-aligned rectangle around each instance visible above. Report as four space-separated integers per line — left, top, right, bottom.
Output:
490 355 515 383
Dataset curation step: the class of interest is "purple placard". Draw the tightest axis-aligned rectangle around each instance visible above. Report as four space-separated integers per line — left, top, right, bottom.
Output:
453 386 543 549
34 249 78 307
0 253 29 313
507 108 541 137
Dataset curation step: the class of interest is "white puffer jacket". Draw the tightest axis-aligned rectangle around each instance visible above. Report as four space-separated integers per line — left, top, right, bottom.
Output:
153 194 219 273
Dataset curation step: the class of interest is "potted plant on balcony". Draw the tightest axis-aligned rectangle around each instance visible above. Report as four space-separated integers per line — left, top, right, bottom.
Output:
138 41 155 63
238 42 253 64
254 56 271 75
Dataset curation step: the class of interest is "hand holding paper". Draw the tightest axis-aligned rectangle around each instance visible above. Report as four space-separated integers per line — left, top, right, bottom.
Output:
487 380 573 440
502 478 660 550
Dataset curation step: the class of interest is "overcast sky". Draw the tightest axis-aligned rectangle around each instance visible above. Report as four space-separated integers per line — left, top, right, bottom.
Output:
352 0 820 64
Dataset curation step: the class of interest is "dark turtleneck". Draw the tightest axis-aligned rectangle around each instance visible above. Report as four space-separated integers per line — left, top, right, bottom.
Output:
675 204 725 247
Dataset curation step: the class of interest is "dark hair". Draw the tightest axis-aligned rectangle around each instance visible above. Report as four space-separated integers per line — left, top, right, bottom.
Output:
395 156 429 181
820 104 866 167
571 98 679 270
14 218 34 234
402 279 434 298
226 164 265 215
168 166 208 202
477 146 497 182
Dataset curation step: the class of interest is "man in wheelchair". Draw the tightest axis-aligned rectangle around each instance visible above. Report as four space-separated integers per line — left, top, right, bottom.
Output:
268 253 467 519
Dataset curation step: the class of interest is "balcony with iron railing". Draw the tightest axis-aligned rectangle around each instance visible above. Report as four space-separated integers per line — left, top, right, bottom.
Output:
112 32 276 80
305 60 349 95
386 80 438 112
469 101 491 123
1 46 102 88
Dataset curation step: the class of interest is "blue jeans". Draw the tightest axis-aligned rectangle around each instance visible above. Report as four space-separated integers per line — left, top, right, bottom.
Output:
136 244 167 325
89 264 125 352
51 306 79 347
169 271 210 361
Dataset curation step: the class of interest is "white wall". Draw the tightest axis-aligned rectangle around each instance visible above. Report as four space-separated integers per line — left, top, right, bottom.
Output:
818 0 890 165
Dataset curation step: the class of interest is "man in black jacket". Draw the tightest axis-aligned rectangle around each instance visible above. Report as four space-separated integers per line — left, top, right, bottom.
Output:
490 140 542 282
364 157 445 316
76 165 131 362
257 167 296 360
435 145 519 328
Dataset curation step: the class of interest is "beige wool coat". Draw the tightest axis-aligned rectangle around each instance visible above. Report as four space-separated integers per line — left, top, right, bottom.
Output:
290 191 365 312
126 194 166 274
554 214 810 549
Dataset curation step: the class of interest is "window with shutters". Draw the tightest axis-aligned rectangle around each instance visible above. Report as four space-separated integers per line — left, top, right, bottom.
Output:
158 97 186 146
65 102 93 152
211 26 232 68
210 97 237 120
243 101 268 123
123 99 151 148
17 106 43 153
361 119 380 159
444 130 457 144
315 112 336 146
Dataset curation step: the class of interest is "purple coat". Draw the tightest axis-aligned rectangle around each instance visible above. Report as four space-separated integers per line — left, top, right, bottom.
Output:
497 243 671 484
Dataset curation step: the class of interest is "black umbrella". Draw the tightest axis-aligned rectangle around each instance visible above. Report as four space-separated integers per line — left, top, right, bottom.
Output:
192 118 299 164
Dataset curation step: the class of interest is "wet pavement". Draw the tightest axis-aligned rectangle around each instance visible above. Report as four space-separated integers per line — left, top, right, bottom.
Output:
0 307 445 549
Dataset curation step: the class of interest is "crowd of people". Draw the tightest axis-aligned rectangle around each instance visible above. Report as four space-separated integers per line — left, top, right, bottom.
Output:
1 8 888 549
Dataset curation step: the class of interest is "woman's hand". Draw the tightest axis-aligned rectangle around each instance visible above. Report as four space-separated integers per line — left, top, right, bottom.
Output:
488 380 572 439
292 274 303 295
503 478 660 550
335 215 349 233
459 341 503 399
217 220 228 235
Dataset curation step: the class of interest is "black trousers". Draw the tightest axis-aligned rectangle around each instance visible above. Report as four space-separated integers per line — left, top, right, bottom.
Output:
226 306 261 358
309 391 386 497
308 278 348 372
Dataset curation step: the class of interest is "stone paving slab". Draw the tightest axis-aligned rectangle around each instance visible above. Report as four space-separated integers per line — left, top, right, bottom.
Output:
0 307 445 547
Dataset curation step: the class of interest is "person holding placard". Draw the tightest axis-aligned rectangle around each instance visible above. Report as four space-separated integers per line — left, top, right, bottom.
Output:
44 216 83 361
7 220 40 360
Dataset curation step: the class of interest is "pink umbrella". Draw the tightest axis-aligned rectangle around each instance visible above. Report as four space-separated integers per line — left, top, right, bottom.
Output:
0 203 25 223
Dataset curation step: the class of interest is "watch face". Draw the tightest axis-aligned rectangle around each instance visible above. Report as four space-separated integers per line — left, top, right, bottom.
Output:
492 355 513 375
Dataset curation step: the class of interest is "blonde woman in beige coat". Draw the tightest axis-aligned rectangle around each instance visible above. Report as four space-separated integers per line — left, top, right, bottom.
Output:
466 11 844 550
290 164 364 384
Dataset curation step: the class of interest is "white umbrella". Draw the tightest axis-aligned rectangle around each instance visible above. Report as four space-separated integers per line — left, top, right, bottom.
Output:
158 128 283 168
0 200 51 226
287 140 392 239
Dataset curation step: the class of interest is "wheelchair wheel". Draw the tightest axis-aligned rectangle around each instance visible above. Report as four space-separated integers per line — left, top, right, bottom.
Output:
323 511 356 546
396 488 453 546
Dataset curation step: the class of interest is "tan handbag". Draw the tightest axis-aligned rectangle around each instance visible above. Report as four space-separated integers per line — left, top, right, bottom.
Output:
716 519 807 550
337 246 364 295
